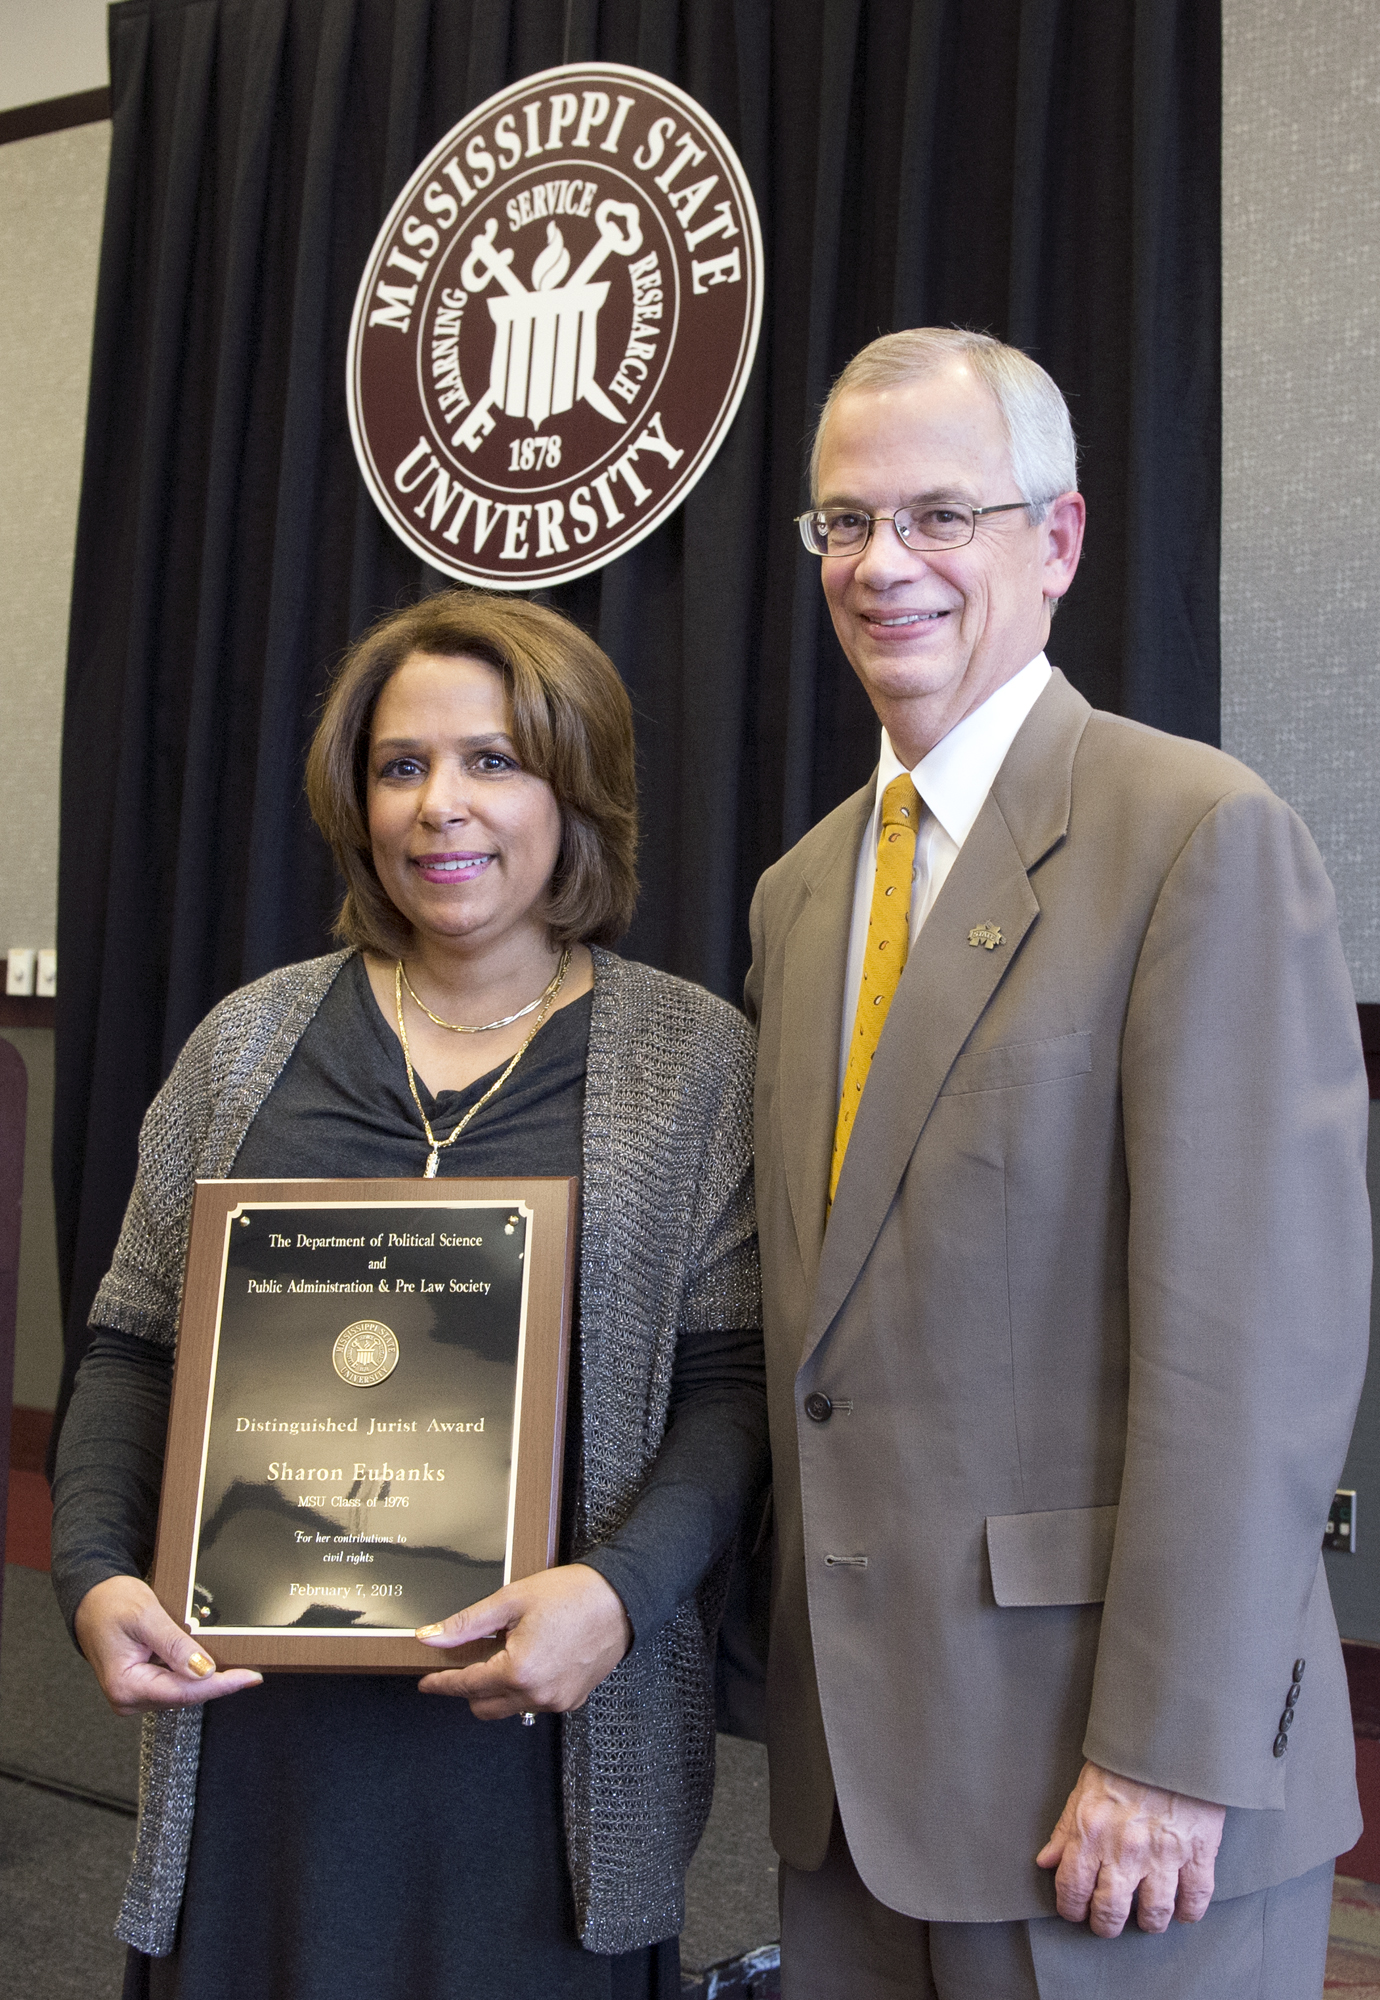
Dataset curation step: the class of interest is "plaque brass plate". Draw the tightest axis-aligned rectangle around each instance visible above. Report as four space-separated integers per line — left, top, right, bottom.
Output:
151 1177 577 1670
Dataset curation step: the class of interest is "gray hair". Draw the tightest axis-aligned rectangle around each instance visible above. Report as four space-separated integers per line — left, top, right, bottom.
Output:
809 328 1078 518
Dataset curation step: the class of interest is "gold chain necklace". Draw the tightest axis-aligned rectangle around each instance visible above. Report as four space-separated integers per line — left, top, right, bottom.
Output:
399 953 567 1034
393 950 570 1177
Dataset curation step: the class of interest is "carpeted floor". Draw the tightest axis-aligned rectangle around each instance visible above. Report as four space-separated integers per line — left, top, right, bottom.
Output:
683 1734 780 1974
0 1562 140 1999
1328 1878 1380 1995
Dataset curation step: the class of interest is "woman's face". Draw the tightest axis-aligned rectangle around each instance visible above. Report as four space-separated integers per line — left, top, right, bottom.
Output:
367 651 563 958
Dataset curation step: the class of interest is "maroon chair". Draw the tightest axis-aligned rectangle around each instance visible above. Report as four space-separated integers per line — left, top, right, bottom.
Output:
0 1036 28 1662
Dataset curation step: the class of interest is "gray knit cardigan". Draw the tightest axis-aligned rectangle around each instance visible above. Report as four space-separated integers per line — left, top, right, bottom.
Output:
87 947 760 1957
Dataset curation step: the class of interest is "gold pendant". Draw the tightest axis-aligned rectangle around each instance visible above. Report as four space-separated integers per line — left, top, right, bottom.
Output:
425 1148 440 1178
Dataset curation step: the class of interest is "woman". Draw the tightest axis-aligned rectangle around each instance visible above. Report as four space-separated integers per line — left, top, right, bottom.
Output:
51 592 766 1999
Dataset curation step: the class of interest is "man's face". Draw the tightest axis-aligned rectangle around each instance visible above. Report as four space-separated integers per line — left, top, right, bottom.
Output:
814 363 1084 761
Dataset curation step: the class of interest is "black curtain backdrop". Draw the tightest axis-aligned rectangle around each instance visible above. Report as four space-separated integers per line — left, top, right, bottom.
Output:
53 0 1220 1427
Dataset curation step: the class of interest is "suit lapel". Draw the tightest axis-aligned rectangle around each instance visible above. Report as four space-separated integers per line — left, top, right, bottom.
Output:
778 786 874 1296
804 669 1092 1361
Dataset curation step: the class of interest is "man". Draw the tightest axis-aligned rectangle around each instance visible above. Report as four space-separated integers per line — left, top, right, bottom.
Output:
745 328 1370 1998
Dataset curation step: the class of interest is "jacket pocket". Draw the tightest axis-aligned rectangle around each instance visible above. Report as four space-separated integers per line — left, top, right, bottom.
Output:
986 1504 1118 1606
940 1030 1092 1096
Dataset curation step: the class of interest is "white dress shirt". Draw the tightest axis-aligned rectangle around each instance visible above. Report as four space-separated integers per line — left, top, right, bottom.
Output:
839 654 1052 1089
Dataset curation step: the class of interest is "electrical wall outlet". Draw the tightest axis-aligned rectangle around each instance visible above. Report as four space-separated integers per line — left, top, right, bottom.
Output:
5 947 35 996
35 948 57 997
1324 1489 1357 1554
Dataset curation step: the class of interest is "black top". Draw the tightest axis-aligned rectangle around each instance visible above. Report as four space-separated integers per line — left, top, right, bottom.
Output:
52 956 766 2000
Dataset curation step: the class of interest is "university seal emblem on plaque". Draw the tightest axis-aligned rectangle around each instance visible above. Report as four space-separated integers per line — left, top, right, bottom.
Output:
346 63 763 587
332 1320 401 1388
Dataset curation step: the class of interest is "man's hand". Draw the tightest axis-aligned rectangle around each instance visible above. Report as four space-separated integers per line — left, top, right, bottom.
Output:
1036 1759 1226 1936
415 1563 633 1718
74 1575 264 1715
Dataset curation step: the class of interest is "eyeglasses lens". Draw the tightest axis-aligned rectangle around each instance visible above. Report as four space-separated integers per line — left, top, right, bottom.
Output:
805 506 976 555
897 506 974 548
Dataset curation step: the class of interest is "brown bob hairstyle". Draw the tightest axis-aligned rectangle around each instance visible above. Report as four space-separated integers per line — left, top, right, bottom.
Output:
305 591 638 957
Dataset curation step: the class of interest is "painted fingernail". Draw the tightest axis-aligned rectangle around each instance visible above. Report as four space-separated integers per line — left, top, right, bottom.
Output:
187 1652 214 1678
416 1623 443 1638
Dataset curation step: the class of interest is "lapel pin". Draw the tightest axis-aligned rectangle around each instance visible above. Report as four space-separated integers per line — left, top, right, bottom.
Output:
968 922 1004 951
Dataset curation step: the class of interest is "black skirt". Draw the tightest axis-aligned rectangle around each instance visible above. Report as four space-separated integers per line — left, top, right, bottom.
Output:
121 1678 678 1999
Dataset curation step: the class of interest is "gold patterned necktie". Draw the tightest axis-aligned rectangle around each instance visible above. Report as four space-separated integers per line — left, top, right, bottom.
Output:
829 773 921 1206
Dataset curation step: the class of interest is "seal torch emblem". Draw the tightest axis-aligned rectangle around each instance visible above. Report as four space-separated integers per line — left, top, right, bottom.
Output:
347 63 762 588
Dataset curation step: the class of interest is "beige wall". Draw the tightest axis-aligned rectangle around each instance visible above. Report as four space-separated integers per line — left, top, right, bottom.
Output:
0 119 109 959
1 118 109 1409
1222 0 1380 1000
0 0 110 114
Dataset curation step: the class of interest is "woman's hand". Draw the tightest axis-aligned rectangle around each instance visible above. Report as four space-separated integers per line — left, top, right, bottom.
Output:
74 1575 264 1716
415 1562 633 1718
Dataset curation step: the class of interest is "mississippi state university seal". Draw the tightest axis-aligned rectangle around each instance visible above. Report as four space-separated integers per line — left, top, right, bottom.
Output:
347 63 762 587
332 1321 400 1388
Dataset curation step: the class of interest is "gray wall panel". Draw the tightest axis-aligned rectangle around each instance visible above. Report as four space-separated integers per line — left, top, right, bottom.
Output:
1222 0 1380 1000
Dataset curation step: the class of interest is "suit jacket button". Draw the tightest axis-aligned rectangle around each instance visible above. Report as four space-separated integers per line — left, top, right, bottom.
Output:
1285 1683 1301 1707
1279 1707 1294 1732
805 1393 833 1423
1273 1733 1289 1758
1294 1659 1306 1680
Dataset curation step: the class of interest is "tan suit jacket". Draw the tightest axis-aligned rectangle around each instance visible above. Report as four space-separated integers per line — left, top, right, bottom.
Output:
745 669 1369 1923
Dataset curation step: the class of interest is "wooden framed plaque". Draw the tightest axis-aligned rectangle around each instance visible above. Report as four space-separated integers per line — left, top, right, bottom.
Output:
150 1177 577 1671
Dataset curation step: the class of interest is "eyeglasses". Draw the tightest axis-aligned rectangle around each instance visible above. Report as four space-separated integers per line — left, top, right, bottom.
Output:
795 499 1033 558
